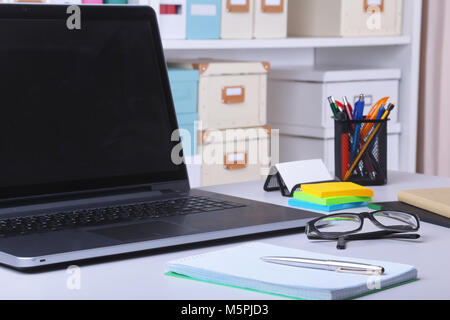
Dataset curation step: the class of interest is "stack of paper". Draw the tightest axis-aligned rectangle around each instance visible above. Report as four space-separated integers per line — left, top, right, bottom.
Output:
167 242 418 300
289 182 374 212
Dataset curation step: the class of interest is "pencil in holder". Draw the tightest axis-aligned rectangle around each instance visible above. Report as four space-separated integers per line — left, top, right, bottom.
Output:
334 118 388 186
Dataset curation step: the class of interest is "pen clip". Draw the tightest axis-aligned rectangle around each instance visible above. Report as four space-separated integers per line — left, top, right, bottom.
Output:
336 266 384 275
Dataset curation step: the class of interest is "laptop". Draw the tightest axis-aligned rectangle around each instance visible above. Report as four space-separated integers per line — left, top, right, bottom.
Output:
0 4 321 270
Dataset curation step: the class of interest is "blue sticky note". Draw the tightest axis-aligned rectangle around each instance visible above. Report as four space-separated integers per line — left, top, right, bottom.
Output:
288 199 368 212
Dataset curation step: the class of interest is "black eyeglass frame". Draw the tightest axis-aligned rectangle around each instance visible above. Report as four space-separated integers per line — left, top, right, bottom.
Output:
306 210 421 240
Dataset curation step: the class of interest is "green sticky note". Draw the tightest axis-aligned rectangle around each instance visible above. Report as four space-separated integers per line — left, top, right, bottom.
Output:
368 203 383 211
293 191 372 206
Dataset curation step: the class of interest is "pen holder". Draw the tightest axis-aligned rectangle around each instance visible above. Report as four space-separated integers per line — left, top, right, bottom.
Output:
334 118 388 186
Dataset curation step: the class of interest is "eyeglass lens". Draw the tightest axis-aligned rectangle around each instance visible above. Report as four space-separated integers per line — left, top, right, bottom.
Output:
313 211 418 235
314 214 361 233
372 211 418 229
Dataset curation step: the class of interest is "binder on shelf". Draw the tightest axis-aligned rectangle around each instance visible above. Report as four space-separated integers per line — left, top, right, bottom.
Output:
159 0 187 39
253 0 288 39
221 0 254 39
186 0 221 39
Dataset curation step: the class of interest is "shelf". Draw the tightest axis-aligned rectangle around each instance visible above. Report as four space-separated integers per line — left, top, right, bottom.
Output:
270 122 402 139
162 36 411 50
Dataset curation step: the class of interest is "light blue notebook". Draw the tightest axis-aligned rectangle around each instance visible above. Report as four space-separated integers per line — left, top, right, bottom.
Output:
167 242 418 300
288 198 369 212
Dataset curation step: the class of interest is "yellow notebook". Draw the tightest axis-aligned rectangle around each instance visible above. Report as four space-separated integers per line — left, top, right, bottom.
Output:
301 182 374 198
398 188 450 219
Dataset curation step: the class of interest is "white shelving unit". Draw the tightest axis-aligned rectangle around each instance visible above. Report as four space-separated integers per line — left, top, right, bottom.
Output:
164 0 422 174
163 36 411 50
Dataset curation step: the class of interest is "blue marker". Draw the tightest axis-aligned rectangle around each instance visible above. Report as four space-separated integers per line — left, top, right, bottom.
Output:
351 94 365 162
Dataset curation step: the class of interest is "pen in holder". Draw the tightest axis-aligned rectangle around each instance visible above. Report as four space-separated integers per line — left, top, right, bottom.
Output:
334 118 388 186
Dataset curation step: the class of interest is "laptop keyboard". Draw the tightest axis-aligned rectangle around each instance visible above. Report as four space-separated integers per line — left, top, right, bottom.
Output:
0 196 246 238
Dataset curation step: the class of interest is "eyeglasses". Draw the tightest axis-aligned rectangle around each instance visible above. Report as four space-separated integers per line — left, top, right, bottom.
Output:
306 210 421 250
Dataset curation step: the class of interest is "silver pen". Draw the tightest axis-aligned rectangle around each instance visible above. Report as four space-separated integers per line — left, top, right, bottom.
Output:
261 256 385 275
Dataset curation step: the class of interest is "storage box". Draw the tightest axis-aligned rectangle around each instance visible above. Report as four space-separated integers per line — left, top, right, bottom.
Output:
197 61 270 129
48 0 82 3
198 126 271 186
168 68 199 155
268 67 401 173
268 67 401 130
170 61 270 130
253 0 288 38
127 0 157 8
177 113 199 156
221 0 254 39
168 68 199 114
288 0 403 37
104 0 126 3
81 0 102 3
278 131 400 173
159 0 186 39
186 0 221 39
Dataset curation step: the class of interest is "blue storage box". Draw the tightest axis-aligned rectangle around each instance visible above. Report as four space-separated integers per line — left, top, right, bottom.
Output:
168 68 199 114
168 68 199 156
177 113 198 156
186 0 221 39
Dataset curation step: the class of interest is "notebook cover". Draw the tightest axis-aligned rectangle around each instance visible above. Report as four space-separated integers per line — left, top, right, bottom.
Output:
293 191 372 206
301 182 374 198
398 188 450 219
165 272 418 300
288 199 368 212
167 243 418 300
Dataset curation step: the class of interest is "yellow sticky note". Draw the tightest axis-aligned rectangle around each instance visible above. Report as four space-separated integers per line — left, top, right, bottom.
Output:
301 182 374 198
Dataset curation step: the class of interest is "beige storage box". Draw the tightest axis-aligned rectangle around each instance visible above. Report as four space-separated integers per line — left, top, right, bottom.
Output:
253 0 288 38
170 61 270 130
267 66 402 173
198 126 271 187
221 0 254 39
288 0 403 37
268 67 401 130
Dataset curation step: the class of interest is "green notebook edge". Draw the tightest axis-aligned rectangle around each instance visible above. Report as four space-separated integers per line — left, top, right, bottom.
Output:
165 272 418 300
293 192 372 206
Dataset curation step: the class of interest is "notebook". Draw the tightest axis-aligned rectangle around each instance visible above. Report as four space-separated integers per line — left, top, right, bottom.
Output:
301 182 374 198
288 198 369 212
167 242 418 300
398 188 450 219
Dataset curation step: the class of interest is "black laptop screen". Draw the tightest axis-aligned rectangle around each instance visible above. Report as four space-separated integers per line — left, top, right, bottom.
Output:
0 5 187 199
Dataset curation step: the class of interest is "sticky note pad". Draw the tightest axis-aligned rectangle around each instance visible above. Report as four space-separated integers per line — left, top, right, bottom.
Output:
293 191 372 206
288 199 368 212
301 182 374 198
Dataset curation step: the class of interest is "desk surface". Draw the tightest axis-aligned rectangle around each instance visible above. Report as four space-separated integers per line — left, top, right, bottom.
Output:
1 171 450 300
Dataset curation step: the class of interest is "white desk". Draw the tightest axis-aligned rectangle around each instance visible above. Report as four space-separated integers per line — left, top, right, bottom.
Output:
1 172 449 300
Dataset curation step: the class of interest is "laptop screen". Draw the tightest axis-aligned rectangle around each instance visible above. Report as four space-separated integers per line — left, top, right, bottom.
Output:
0 5 187 199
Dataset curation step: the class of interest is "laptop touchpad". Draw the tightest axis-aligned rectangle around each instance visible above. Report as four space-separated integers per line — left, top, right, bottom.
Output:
90 221 197 242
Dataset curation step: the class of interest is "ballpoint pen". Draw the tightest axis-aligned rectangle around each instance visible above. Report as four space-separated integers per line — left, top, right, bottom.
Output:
351 94 365 162
328 96 339 118
261 256 385 275
344 103 395 181
342 96 354 121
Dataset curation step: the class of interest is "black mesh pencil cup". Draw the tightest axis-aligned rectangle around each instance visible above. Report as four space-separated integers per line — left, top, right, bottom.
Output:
334 118 388 186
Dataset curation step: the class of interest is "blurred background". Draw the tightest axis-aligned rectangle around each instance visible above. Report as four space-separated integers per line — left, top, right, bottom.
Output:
1 0 447 186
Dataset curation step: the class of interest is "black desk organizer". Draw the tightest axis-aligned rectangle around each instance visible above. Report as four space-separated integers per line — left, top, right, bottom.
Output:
335 118 388 186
